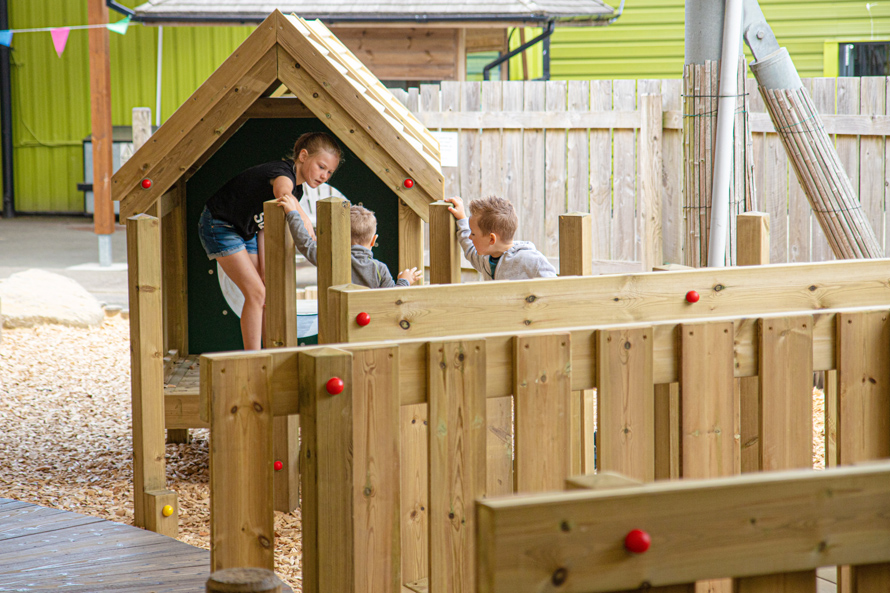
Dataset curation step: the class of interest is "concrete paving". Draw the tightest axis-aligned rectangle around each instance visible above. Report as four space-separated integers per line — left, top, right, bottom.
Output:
0 215 319 313
0 216 130 309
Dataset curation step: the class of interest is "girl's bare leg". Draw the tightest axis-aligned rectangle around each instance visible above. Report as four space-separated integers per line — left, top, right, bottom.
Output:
216 249 265 350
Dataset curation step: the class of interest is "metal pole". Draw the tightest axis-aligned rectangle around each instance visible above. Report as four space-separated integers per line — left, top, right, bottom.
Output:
0 0 14 218
156 26 163 127
707 0 744 267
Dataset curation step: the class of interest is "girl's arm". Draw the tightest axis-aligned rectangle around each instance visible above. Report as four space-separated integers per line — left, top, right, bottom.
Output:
272 175 315 240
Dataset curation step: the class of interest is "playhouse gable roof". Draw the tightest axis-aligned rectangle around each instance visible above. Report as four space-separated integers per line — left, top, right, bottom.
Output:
112 10 442 221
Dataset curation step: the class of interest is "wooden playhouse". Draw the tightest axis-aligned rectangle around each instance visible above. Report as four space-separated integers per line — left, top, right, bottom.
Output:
110 10 443 534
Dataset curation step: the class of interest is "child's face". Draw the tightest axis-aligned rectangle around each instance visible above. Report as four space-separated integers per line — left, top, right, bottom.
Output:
299 150 339 188
468 217 497 256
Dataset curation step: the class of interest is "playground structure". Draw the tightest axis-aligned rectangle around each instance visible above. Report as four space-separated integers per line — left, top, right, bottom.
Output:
112 10 443 532
201 250 890 588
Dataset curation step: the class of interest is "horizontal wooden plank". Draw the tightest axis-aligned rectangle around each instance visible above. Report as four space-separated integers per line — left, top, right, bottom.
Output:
416 110 890 136
476 463 890 593
334 259 890 342
201 304 875 417
165 394 209 429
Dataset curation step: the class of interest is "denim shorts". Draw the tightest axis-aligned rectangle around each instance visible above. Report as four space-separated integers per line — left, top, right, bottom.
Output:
197 206 258 260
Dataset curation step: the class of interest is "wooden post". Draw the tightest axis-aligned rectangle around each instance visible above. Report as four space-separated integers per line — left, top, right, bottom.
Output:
428 339 487 592
144 489 178 537
399 198 424 285
558 212 594 475
639 93 663 271
263 201 297 349
132 107 152 151
317 197 351 344
262 201 301 514
737 212 769 474
207 568 283 593
88 0 114 237
209 354 274 572
126 214 173 533
429 201 460 284
558 213 592 276
737 212 770 266
299 348 355 593
162 184 189 445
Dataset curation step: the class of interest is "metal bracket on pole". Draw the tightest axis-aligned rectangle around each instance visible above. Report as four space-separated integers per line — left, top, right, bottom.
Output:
742 0 801 89
741 0 779 62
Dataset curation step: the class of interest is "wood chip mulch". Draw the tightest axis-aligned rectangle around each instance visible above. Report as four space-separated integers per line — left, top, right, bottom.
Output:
0 318 303 591
0 319 827 592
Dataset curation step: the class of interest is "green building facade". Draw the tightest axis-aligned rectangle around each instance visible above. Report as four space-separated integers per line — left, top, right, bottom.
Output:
6 0 890 212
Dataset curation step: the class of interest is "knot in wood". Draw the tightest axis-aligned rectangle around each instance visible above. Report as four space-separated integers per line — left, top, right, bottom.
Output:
526 295 537 303
363 486 372 497
624 341 632 350
400 320 411 330
524 319 532 326
714 284 724 292
551 568 568 586
258 535 272 549
458 353 465 362
395 299 403 305
253 402 264 413
560 521 571 532
230 405 238 414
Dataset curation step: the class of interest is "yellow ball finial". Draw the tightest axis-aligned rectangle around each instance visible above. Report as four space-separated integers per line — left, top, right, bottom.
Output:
162 504 174 517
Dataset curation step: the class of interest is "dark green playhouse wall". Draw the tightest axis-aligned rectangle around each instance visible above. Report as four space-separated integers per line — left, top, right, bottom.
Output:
186 118 399 354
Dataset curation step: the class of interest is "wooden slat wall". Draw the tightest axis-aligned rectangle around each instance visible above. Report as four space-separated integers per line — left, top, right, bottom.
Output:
392 77 890 266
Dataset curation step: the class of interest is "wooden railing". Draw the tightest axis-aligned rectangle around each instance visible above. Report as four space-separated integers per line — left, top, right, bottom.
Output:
477 464 890 593
202 295 890 587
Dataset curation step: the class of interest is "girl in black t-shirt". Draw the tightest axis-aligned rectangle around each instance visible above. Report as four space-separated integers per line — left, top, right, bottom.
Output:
197 132 342 350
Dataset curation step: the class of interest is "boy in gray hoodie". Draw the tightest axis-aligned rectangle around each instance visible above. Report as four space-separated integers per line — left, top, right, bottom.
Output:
277 195 422 288
444 195 557 280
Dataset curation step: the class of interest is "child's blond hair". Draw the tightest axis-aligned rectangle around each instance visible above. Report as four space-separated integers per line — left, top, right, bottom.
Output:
468 196 518 242
350 205 377 245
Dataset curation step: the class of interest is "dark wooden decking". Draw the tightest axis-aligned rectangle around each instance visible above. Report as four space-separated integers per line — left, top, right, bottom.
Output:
0 497 210 592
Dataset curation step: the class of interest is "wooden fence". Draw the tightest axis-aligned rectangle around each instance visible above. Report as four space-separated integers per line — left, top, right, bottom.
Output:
202 262 890 589
389 77 890 266
478 464 890 593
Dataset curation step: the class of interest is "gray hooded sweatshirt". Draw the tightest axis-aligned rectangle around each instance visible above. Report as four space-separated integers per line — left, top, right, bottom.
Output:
286 211 408 289
455 218 557 280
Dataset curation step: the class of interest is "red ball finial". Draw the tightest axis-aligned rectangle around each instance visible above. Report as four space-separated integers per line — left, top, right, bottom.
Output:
273 460 284 471
685 290 700 303
624 529 651 554
403 178 414 189
356 312 371 326
326 377 344 395
141 178 152 189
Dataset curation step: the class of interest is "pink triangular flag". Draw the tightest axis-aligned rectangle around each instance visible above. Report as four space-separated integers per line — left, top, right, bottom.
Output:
50 27 69 57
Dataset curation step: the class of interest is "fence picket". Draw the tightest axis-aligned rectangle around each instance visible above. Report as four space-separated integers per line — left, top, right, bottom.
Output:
522 82 547 250
589 79 613 259
860 77 885 251
480 81 504 200
613 79 637 261
460 81 482 201
567 80 590 215
439 81 460 198
544 81 568 256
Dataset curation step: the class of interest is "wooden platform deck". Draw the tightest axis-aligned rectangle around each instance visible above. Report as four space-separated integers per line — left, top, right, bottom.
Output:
0 497 209 592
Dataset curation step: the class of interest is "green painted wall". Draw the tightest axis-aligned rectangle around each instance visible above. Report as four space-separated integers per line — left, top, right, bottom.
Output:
509 0 890 81
8 0 251 212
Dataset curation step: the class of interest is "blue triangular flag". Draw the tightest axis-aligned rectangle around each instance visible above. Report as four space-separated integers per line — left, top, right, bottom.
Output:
106 16 130 35
0 30 12 47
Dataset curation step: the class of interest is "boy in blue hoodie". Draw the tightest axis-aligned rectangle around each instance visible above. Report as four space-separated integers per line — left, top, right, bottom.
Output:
444 195 557 280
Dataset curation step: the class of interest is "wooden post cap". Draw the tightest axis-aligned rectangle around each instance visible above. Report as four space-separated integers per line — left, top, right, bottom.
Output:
206 568 283 593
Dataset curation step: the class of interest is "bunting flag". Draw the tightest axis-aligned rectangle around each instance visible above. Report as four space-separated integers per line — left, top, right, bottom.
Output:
0 18 132 56
50 27 69 58
106 17 130 36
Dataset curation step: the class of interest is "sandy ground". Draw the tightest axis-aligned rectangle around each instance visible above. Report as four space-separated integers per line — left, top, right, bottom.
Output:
0 319 827 591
